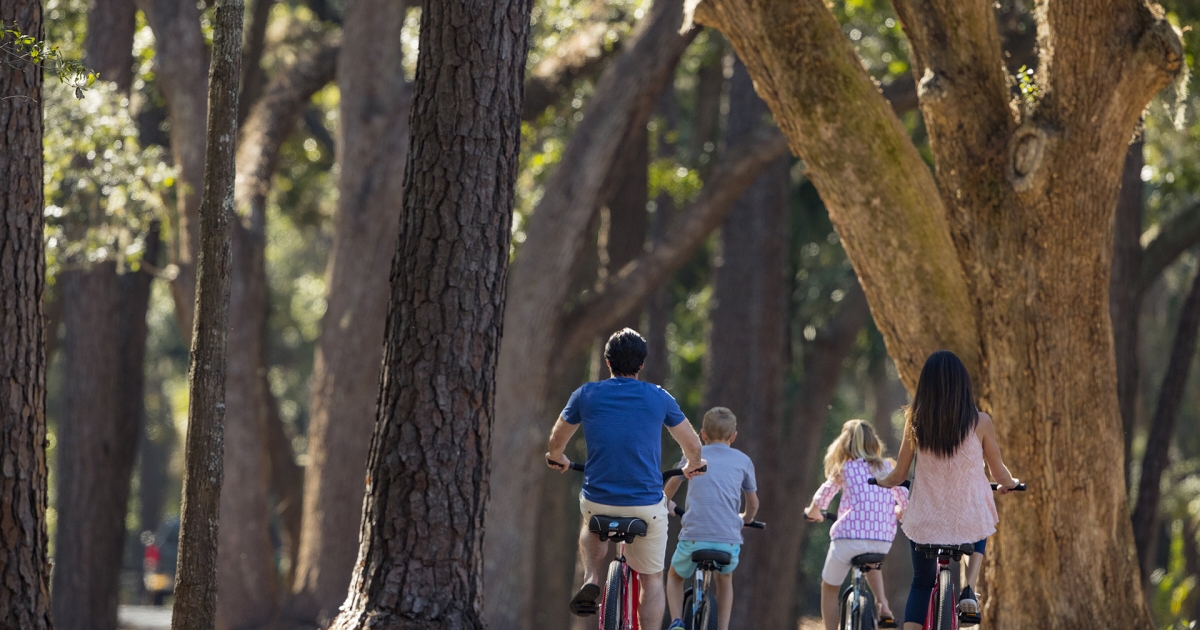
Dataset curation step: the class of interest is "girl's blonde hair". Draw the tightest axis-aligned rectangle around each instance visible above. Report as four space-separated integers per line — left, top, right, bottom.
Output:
823 419 886 481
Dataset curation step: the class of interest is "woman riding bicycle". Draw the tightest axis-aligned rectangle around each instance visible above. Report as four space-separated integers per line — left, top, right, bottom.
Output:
875 350 1021 630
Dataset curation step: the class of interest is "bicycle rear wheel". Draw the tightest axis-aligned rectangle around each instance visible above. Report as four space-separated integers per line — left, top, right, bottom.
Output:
934 569 956 630
698 590 717 630
601 561 624 630
682 588 695 630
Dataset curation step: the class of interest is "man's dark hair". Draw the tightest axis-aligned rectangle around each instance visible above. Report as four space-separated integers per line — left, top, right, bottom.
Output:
907 350 979 458
604 328 648 376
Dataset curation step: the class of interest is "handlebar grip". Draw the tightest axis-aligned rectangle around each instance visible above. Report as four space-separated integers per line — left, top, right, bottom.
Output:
867 477 877 485
570 462 585 472
822 511 837 522
867 477 911 489
674 506 685 517
745 521 766 529
991 482 1026 491
662 464 708 480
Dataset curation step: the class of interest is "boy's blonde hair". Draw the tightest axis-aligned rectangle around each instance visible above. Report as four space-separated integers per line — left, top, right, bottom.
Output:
702 407 737 441
823 419 886 481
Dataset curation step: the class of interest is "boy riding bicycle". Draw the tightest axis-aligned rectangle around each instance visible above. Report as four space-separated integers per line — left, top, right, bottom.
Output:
663 407 758 630
546 328 707 629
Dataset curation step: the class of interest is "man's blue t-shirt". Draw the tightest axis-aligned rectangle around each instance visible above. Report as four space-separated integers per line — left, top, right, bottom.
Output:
562 377 687 507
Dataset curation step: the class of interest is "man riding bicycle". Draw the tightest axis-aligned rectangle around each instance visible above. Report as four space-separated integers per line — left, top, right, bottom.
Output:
547 328 707 628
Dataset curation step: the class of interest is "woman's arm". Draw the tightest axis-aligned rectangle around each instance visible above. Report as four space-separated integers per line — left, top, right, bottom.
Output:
876 415 914 488
977 412 1019 491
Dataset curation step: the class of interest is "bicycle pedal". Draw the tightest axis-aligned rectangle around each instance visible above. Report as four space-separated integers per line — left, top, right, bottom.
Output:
958 612 981 627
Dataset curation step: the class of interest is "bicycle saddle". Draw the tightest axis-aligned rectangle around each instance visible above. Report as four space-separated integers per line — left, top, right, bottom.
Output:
588 515 647 543
851 553 886 567
690 549 732 565
914 543 975 559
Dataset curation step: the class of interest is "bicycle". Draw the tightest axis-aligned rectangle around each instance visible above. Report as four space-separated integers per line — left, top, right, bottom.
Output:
815 509 889 630
867 478 1026 630
556 460 705 630
669 505 765 630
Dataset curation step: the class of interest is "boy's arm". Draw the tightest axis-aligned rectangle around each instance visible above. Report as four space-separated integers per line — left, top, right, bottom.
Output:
545 416 579 472
663 476 684 501
667 420 706 478
741 491 759 523
977 412 1019 491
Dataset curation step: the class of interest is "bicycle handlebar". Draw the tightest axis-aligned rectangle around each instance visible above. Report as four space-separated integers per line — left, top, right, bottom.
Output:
866 477 1026 492
673 505 766 529
991 482 1026 491
551 459 707 481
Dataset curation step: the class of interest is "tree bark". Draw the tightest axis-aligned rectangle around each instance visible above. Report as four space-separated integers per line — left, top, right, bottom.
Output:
236 0 275 126
689 0 1183 624
85 0 137 92
1111 142 1144 486
1131 264 1200 579
289 0 410 622
704 58 791 630
265 380 303 589
170 1 242 627
0 0 53 625
329 0 532 624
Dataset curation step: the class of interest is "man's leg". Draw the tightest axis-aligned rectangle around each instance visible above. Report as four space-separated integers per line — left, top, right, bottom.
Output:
714 573 734 630
579 519 607 587
865 568 893 619
639 571 666 629
820 580 841 630
667 567 686 621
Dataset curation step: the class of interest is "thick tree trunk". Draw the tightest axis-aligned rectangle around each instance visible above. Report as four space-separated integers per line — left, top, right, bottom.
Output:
1131 265 1200 579
289 1 409 622
705 58 791 630
85 0 137 91
0 1 52 625
170 1 242 627
690 0 1183 625
1111 142 1144 486
329 0 532 624
265 383 303 588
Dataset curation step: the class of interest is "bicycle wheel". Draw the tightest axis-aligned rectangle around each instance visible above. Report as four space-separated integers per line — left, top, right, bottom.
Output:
934 569 956 630
840 589 855 630
699 590 718 630
682 588 695 630
601 561 624 630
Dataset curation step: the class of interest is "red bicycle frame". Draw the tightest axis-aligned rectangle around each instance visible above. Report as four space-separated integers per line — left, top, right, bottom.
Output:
598 541 641 630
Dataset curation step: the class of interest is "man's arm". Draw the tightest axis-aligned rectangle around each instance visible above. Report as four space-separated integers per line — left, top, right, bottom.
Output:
741 490 759 524
667 420 706 479
545 415 580 472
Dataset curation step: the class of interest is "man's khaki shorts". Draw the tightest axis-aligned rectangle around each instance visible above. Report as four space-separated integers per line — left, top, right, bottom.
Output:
580 494 669 575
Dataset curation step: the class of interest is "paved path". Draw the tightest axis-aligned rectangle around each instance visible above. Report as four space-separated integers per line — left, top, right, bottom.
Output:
118 605 172 630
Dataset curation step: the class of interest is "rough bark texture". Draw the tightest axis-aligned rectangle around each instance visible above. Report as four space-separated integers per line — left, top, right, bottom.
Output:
1111 142 1144 484
1131 265 1200 578
705 59 791 630
288 2 409 623
170 1 242 627
689 0 1183 625
0 1 52 625
85 0 137 92
329 0 532 624
53 236 157 630
135 0 210 333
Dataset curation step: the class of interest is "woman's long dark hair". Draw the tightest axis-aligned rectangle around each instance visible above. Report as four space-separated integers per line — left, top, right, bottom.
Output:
907 350 978 458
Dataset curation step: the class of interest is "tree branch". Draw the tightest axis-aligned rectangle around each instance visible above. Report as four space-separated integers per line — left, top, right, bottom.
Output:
522 20 622 122
686 0 979 387
558 128 790 358
1140 202 1200 293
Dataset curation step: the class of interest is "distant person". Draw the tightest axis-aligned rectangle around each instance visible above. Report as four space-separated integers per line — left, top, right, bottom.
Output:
805 419 908 630
663 407 759 630
545 328 707 628
875 350 1021 630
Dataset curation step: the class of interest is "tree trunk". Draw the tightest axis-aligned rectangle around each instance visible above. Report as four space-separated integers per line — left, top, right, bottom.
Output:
705 58 791 630
643 89 679 387
1131 265 1200 579
289 0 410 622
1111 141 1144 487
236 0 274 126
0 0 53 624
265 381 303 589
170 1 242 627
53 230 158 630
329 0 532 624
85 0 137 91
690 0 1183 625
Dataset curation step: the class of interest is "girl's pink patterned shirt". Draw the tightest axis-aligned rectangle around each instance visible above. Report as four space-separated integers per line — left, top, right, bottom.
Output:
811 459 909 542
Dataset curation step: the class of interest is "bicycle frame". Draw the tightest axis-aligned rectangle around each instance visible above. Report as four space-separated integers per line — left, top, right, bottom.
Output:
841 563 874 630
922 553 956 630
598 541 641 630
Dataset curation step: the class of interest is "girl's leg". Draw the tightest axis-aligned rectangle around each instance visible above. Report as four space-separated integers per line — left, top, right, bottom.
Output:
962 552 984 591
820 581 841 630
865 568 893 618
714 573 733 630
904 541 936 629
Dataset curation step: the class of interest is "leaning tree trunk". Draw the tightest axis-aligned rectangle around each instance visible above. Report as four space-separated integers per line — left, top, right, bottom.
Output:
1111 141 1144 485
290 0 410 621
704 58 792 630
329 0 532 625
689 0 1183 626
170 1 242 628
84 0 137 91
0 1 52 626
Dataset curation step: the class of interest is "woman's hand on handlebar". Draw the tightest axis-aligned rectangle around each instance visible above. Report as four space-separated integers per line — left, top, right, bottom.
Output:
998 477 1021 495
545 452 571 472
873 469 904 488
682 458 709 479
803 504 824 523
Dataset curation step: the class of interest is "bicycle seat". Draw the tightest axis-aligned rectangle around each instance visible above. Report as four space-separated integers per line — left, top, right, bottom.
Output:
690 549 732 565
851 553 886 567
588 515 648 544
914 543 975 559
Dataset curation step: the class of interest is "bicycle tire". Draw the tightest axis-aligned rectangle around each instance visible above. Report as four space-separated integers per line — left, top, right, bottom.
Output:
682 588 695 630
840 589 854 630
700 590 718 630
935 569 956 630
601 561 624 630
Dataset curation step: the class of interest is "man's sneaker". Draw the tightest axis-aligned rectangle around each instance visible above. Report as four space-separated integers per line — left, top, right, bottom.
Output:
667 619 685 630
958 586 981 626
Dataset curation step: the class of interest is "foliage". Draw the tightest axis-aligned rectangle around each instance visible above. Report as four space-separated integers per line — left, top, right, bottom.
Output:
0 21 94 98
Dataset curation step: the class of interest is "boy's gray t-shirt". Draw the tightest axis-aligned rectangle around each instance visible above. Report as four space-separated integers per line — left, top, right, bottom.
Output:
678 443 757 545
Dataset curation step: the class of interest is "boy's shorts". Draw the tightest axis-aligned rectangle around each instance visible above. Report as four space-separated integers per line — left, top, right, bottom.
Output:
821 538 894 585
580 494 669 575
670 540 741 579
